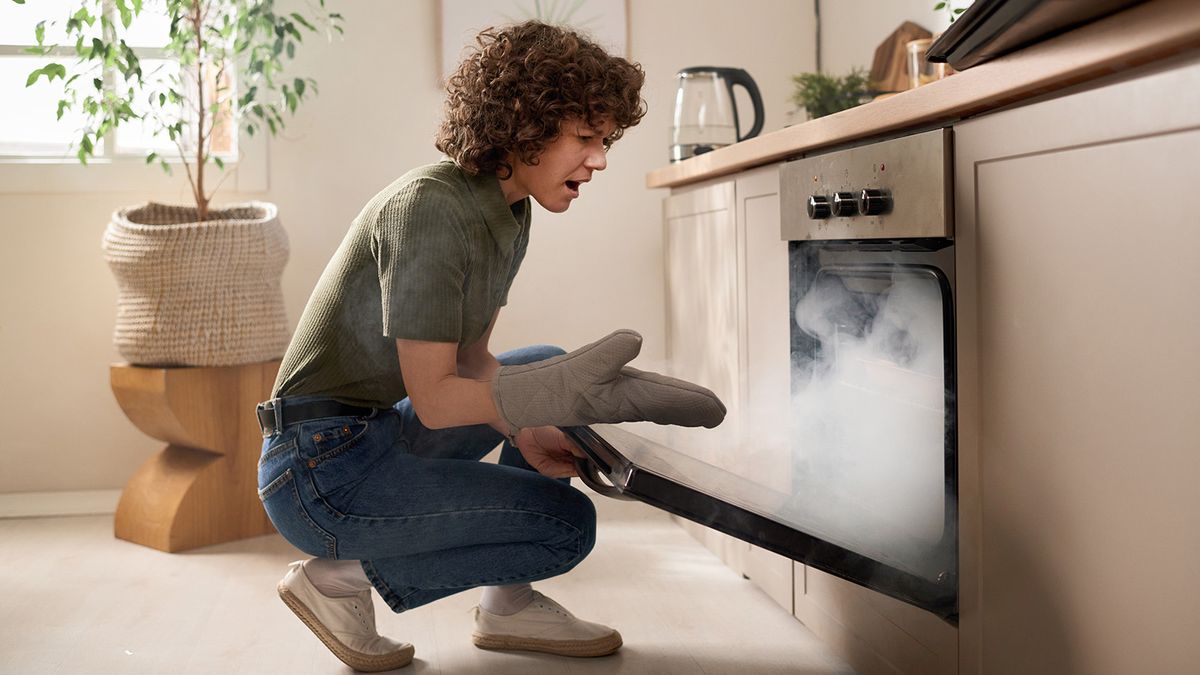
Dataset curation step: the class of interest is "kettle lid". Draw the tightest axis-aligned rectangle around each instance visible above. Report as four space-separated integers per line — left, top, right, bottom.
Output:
678 66 723 77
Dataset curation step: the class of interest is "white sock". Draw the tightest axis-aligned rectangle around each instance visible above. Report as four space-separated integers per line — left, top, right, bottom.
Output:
301 558 373 597
480 583 534 616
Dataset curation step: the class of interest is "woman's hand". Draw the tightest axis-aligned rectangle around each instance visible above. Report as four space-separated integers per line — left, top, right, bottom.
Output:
514 426 585 478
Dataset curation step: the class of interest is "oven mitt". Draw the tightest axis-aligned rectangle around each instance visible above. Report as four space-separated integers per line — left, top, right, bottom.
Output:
491 329 726 433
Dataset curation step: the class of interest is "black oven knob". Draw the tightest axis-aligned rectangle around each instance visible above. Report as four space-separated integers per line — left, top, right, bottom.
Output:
831 192 857 217
806 195 831 219
858 188 892 215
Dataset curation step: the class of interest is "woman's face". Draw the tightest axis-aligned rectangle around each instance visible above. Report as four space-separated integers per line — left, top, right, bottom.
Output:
502 117 615 212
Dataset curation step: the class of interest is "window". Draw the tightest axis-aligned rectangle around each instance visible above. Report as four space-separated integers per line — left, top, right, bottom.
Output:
0 0 236 163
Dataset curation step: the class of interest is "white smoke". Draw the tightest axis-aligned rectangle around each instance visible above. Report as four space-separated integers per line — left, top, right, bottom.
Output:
785 268 947 578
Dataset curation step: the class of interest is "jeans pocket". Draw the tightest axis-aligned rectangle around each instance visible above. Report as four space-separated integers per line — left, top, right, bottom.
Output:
298 416 387 499
299 417 370 464
259 468 338 558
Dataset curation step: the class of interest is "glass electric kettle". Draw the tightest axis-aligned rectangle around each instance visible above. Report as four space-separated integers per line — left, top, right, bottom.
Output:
670 66 765 162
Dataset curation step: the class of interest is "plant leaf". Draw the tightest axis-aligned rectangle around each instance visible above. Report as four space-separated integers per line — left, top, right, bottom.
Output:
290 13 315 32
115 0 132 29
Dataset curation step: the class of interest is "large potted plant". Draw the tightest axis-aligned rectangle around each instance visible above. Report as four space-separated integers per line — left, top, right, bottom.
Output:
22 0 342 366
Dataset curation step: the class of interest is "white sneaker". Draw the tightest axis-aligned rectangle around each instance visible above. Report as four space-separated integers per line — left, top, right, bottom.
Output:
472 590 622 657
277 561 414 672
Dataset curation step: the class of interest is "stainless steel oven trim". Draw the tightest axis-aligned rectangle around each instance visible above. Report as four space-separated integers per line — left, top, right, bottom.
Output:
780 128 953 241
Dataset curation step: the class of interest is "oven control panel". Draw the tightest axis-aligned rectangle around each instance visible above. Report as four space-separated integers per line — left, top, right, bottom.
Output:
807 189 893 219
781 128 952 241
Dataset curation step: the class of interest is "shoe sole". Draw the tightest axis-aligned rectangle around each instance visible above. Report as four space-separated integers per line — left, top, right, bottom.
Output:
278 584 414 672
471 630 623 657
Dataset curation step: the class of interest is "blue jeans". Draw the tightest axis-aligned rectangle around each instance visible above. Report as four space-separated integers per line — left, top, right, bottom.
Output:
256 344 596 613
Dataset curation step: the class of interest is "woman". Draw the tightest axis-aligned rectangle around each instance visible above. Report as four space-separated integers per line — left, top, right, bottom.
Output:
256 21 724 672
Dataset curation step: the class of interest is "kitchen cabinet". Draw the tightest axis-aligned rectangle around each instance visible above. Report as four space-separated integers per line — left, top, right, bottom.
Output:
662 176 746 575
661 164 791 600
734 166 793 614
953 54 1200 674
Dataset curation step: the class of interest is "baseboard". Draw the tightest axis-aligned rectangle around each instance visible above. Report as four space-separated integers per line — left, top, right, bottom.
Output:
0 490 121 518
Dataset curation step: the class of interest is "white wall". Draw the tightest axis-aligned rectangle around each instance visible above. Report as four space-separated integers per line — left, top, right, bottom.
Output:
0 0 815 496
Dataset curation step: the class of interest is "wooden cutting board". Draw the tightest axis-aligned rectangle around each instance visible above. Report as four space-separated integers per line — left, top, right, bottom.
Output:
872 20 934 93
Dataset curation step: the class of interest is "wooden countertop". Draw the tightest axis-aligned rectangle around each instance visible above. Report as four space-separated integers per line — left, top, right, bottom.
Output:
647 0 1200 189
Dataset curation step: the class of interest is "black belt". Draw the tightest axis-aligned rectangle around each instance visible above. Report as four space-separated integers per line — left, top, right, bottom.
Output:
256 398 378 437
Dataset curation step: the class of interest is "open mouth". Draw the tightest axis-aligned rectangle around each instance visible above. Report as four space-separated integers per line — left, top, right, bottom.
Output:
565 180 581 196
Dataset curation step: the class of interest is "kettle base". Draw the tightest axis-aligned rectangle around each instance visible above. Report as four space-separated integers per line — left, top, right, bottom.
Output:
671 143 723 162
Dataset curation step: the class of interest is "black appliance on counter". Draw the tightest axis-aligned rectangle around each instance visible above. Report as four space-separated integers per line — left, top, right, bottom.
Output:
926 0 1148 70
569 129 960 622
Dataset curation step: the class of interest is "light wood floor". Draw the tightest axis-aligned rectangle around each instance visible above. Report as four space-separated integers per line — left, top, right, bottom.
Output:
0 492 853 674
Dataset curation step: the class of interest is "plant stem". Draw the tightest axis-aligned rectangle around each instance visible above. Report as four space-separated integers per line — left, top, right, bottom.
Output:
193 0 207 221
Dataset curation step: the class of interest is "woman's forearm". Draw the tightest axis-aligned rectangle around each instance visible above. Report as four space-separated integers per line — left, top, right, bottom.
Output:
397 338 504 431
411 373 502 430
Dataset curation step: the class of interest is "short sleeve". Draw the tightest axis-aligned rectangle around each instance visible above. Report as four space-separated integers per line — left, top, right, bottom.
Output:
371 178 470 342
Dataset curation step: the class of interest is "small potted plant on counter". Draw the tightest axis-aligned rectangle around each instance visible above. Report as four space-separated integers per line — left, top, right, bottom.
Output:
790 68 875 120
22 0 342 366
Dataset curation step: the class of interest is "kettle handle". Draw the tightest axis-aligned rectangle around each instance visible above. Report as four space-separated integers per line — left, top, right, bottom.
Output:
719 67 765 141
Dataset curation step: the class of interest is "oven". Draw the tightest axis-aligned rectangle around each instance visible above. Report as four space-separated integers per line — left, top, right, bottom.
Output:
568 128 958 622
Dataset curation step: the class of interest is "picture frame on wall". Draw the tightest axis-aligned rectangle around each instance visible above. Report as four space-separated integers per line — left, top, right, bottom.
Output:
439 0 629 80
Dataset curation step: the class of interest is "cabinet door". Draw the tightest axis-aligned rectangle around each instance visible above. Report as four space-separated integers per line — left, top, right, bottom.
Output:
663 179 745 573
954 55 1200 675
736 164 795 614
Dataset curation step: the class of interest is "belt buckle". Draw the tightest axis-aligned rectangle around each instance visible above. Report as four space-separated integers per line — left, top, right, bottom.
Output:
257 398 284 438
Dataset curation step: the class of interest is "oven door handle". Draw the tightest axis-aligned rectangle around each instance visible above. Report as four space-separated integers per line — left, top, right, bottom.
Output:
573 456 638 501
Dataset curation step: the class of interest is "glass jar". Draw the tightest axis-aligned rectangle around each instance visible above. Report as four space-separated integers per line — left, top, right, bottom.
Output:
906 37 948 89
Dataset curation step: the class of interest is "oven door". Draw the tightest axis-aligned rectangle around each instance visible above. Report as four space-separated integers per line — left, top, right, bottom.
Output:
564 260 957 622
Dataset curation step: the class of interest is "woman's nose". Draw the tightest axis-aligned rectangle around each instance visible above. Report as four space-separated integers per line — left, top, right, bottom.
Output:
585 147 607 172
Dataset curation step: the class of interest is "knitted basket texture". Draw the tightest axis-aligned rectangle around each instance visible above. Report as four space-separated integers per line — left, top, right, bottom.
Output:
102 201 290 367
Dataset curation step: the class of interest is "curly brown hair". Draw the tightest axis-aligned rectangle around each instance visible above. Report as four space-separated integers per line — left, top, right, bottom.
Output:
436 21 646 178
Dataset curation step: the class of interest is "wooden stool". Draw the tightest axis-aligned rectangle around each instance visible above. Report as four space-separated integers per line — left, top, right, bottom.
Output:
110 361 280 552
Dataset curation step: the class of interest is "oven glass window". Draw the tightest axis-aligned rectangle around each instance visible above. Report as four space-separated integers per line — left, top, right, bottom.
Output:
787 260 953 581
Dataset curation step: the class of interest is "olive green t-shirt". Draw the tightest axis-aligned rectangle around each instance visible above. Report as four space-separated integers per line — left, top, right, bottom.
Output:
271 160 531 408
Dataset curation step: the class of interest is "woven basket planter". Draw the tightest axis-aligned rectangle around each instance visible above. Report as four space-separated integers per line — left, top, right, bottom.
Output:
102 201 290 367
